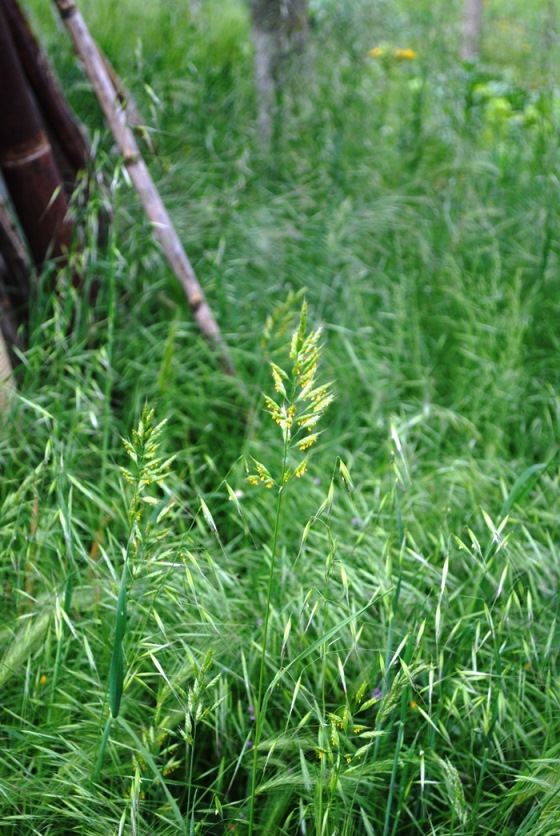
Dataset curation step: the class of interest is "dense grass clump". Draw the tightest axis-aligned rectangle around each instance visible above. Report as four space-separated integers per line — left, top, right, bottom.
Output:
1 0 560 832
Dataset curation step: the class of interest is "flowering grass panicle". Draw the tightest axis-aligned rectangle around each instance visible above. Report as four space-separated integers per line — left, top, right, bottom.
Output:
121 404 176 534
246 300 334 488
247 301 334 835
95 405 175 780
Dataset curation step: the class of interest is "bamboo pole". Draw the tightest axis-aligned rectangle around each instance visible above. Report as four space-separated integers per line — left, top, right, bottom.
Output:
0 198 26 415
0 2 74 270
2 0 89 177
97 47 155 153
0 190 34 316
52 0 234 374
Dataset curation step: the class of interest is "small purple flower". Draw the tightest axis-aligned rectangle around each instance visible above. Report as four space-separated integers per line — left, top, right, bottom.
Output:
256 617 263 628
246 740 253 749
351 516 362 528
371 687 382 701
248 704 256 722
314 477 321 485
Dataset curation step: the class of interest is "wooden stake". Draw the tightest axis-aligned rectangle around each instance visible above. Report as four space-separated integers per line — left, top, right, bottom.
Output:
97 47 155 153
0 325 14 415
52 0 234 374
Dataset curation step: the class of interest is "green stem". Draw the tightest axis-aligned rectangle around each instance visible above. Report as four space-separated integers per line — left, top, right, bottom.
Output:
186 721 196 826
100 253 116 492
248 449 288 835
93 715 113 783
46 630 63 728
383 689 408 836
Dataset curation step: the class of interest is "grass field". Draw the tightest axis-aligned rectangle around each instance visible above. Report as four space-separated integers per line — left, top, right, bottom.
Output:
1 0 560 832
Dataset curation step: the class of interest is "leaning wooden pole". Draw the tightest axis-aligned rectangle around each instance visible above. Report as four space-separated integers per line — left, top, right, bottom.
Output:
52 0 234 374
97 46 155 152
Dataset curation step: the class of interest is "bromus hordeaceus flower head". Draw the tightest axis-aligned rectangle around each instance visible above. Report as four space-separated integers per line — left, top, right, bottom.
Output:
247 301 334 835
94 405 175 782
246 300 334 489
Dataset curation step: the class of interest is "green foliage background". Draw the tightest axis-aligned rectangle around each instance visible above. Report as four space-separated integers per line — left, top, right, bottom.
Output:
1 0 559 832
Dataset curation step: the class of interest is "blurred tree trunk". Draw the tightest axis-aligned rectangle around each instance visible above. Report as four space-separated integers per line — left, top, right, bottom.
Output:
543 0 557 76
249 0 309 148
461 0 483 62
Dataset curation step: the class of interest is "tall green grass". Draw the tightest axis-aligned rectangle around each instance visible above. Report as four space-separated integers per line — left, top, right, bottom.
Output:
1 0 560 832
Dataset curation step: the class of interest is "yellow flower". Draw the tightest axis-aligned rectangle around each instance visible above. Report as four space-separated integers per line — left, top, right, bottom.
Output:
40 674 48 685
298 433 319 451
394 48 416 60
294 460 308 478
368 47 384 58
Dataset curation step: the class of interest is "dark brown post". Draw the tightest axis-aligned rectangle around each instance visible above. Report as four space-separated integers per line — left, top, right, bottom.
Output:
0 193 33 315
0 1 73 269
2 0 88 179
